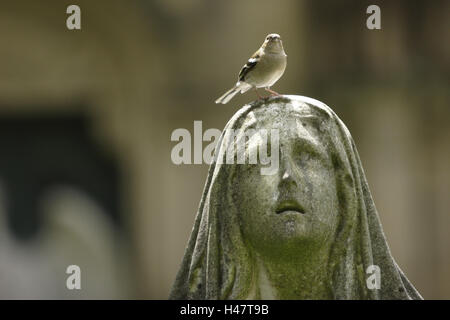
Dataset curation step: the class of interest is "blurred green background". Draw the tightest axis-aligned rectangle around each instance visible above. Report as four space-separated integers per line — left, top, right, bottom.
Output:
0 0 448 299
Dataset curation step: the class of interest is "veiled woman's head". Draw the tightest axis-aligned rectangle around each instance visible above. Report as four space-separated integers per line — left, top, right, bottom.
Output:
170 96 422 300
230 100 340 260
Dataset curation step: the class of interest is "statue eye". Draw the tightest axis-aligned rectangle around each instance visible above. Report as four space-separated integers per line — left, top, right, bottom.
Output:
294 151 310 166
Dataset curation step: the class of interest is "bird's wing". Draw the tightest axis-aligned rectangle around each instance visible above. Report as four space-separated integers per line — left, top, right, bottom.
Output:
238 49 262 82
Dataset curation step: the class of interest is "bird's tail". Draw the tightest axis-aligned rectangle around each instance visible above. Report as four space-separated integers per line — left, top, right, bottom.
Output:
215 82 251 104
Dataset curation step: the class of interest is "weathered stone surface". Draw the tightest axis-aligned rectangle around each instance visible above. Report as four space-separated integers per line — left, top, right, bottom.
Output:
169 95 422 300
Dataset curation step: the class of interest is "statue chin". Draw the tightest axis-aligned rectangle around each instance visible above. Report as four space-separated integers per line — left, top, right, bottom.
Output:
239 208 336 260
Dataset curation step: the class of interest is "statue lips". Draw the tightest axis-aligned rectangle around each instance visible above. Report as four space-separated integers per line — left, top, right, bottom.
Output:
275 199 305 215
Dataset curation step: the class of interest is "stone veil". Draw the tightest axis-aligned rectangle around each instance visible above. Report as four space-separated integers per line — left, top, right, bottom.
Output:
169 95 422 300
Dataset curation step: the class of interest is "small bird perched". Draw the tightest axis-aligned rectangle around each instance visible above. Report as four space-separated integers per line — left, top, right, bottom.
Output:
215 33 287 104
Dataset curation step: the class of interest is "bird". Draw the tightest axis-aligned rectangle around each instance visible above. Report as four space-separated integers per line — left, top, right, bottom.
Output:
215 33 287 104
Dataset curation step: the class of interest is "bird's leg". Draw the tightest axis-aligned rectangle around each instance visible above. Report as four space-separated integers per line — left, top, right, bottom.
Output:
254 87 263 100
265 87 280 96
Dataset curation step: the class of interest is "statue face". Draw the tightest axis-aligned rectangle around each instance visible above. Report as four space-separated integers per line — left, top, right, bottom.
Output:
233 114 339 259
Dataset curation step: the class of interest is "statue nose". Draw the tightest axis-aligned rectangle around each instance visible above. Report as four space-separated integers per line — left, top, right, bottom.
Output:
279 163 298 189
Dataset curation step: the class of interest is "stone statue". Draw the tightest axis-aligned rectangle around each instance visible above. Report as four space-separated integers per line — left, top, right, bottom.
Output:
170 95 422 299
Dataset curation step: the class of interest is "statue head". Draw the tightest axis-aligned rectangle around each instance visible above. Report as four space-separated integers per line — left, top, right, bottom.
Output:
170 95 422 300
233 105 339 260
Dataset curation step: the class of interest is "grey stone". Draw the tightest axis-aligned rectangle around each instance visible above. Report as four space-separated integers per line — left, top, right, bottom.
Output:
169 95 422 300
